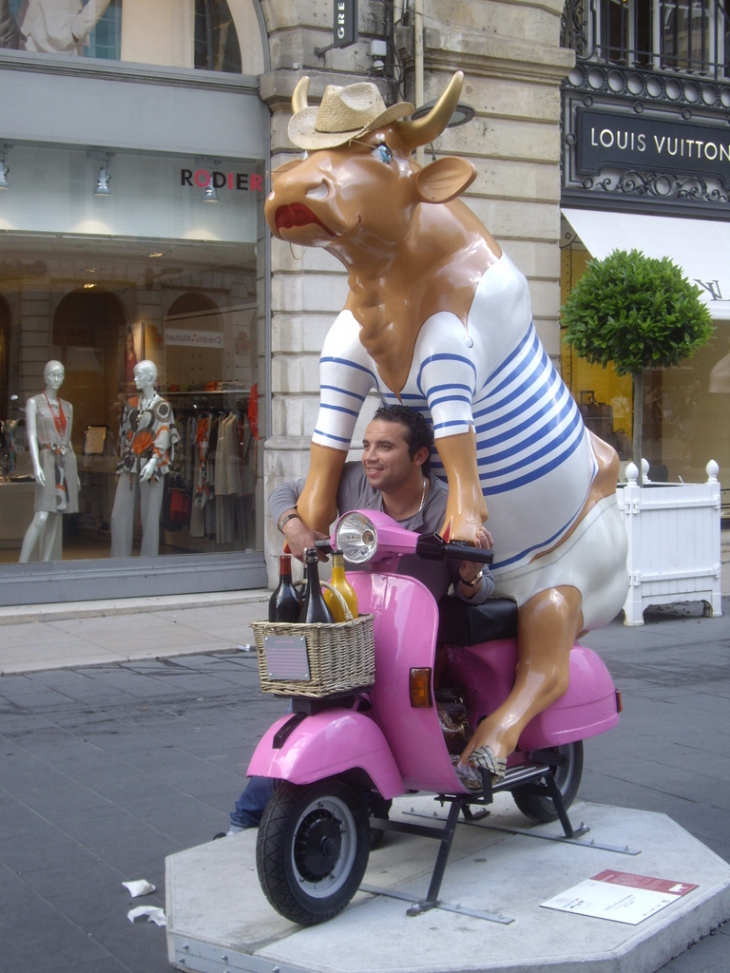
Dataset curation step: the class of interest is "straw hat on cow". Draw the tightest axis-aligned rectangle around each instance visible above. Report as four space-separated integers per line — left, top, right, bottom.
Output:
288 82 415 151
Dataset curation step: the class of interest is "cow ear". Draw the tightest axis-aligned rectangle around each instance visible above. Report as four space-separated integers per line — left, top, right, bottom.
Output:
414 157 476 203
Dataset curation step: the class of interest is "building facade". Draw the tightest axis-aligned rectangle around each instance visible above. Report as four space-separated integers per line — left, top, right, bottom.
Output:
4 2 725 605
559 0 730 485
0 0 574 603
0 1 271 603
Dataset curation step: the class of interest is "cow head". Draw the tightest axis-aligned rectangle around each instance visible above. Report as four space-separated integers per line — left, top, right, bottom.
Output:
265 73 477 259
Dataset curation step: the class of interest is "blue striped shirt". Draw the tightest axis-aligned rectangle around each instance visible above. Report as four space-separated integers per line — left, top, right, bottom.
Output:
312 253 595 571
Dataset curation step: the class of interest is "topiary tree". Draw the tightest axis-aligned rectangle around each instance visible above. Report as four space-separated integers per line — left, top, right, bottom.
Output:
562 248 714 481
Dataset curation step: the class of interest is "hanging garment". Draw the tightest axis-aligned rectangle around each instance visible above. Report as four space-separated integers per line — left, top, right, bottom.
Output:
30 393 79 514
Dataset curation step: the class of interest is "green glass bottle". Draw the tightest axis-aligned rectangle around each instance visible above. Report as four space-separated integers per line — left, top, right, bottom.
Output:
298 548 334 623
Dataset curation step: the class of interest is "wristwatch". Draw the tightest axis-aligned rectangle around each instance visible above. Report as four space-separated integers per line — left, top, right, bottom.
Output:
278 512 301 533
459 570 483 588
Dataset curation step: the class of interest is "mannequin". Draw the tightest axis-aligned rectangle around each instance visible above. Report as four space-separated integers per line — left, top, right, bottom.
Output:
19 0 112 55
19 361 79 563
110 360 178 558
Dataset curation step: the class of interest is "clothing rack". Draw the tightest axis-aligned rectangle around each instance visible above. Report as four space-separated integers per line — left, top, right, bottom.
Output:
165 400 256 546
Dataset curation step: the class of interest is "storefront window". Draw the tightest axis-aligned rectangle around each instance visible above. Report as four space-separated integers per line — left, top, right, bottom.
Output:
0 144 265 566
0 0 264 75
564 1 728 77
194 0 241 73
560 239 727 481
660 0 725 75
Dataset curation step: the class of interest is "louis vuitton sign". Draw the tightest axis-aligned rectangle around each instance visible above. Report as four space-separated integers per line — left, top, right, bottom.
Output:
577 108 730 184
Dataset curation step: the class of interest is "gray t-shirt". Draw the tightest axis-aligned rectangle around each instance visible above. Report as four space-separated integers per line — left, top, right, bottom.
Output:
269 463 493 604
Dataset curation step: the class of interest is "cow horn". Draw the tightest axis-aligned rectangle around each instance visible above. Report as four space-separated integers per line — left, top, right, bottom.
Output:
292 76 310 114
395 71 464 149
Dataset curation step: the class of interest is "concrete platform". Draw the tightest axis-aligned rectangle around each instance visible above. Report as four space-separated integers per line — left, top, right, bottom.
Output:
165 793 730 973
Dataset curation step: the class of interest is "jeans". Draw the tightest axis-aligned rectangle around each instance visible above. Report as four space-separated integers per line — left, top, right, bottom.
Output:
229 775 275 830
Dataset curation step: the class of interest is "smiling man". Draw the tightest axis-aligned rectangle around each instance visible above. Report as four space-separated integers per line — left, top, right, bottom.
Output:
223 404 492 836
272 404 492 603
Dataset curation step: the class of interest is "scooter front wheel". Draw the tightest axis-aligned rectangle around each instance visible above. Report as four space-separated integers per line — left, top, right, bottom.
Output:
512 741 584 823
256 777 370 926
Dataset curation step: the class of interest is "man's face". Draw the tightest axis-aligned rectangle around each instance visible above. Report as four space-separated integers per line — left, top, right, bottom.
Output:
361 419 420 493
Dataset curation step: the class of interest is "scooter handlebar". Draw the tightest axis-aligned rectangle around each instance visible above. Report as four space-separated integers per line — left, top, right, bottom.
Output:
415 532 494 565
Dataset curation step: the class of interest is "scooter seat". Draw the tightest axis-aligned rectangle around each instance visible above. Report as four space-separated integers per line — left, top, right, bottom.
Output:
437 595 519 645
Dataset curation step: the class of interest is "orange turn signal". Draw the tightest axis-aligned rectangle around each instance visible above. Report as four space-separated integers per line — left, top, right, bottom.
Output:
409 668 433 708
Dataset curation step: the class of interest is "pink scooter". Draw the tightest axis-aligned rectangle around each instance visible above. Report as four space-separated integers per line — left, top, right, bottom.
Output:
249 510 621 926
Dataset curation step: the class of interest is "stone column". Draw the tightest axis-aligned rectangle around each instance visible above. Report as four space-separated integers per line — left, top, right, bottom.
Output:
259 7 382 581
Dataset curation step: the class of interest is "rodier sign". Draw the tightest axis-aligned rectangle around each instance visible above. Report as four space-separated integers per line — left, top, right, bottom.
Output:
180 169 264 192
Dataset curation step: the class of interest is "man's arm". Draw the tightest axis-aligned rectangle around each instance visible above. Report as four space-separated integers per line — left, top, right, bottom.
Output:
270 463 368 560
452 527 494 604
269 477 328 560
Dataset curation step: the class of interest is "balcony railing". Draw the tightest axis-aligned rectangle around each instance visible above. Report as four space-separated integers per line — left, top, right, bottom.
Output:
563 0 730 81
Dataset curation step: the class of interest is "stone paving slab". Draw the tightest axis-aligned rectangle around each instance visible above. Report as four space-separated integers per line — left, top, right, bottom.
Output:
166 795 730 973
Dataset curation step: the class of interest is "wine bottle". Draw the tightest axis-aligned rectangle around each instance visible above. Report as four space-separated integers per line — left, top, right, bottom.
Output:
298 548 334 624
323 550 358 622
268 554 301 623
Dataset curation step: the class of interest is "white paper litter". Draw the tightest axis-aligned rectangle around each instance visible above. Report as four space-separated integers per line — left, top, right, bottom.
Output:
122 879 156 897
237 643 254 652
127 905 167 927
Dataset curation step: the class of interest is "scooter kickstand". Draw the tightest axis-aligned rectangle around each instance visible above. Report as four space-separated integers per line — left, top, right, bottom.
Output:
543 770 581 839
406 799 463 916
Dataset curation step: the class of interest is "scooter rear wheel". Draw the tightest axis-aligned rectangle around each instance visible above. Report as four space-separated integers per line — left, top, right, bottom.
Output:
512 741 584 823
256 777 370 926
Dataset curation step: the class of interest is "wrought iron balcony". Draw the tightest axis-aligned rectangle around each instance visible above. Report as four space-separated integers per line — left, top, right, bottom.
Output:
560 1 730 216
563 0 730 81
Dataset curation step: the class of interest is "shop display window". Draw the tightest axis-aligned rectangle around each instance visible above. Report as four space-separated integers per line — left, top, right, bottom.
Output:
0 233 262 563
0 0 264 76
560 240 729 483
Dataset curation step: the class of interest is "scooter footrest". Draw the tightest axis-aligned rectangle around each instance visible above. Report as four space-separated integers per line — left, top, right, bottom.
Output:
493 763 551 791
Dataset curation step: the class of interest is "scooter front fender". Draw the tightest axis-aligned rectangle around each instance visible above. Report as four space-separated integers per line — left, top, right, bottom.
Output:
247 709 404 800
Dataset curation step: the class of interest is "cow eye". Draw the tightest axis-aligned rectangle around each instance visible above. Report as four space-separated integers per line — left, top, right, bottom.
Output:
372 143 393 165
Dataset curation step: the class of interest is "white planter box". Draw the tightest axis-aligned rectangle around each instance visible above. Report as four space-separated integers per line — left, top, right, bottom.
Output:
617 461 723 626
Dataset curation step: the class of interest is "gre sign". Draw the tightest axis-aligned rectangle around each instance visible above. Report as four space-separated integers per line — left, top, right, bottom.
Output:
333 0 357 48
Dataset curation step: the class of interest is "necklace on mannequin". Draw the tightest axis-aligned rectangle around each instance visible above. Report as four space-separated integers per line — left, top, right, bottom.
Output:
43 392 66 436
134 392 159 432
138 391 159 413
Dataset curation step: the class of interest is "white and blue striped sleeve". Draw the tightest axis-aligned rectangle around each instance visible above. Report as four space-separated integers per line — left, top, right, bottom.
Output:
417 349 477 440
311 312 377 451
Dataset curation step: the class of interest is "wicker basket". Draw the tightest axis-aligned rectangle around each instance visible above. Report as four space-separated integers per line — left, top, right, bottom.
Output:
251 613 375 697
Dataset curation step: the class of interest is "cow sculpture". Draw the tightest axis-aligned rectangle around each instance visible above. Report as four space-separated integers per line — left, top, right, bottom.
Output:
265 72 628 781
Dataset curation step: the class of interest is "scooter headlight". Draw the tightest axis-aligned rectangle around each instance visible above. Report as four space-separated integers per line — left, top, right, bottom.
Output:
336 512 378 563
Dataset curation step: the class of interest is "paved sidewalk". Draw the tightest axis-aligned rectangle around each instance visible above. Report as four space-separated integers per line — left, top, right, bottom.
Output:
0 591 270 675
0 599 728 972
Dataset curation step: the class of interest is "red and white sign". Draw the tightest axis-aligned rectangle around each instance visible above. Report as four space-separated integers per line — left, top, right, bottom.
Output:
541 870 698 925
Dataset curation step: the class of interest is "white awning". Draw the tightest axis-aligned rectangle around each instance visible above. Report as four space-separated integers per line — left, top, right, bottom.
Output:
562 208 730 321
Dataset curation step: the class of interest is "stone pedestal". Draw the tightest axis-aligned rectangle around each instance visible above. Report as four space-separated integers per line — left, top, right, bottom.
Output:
166 794 730 973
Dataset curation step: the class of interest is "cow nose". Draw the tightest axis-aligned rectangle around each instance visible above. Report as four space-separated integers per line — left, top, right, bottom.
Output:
305 182 329 202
